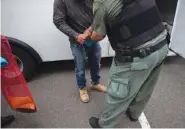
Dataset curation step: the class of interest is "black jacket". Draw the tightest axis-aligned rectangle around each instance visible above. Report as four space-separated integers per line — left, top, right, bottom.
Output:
53 0 93 43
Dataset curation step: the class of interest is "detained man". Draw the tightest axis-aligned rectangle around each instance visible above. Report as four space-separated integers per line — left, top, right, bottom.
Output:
53 0 106 103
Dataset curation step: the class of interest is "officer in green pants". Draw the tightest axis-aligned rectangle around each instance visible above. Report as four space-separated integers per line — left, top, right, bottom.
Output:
84 0 169 128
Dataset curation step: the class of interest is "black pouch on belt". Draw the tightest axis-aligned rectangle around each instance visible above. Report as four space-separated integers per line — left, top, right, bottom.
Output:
115 48 134 63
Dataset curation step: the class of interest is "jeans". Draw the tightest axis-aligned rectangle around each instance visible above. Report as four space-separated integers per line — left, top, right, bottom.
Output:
70 43 101 89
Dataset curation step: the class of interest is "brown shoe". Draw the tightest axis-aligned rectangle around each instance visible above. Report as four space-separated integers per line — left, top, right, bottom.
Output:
90 83 107 93
79 88 89 103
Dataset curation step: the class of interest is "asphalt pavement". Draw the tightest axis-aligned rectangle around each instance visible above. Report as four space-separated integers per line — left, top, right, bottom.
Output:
1 56 185 128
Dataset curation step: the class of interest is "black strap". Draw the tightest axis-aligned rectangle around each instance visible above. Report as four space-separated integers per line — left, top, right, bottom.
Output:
166 32 171 45
134 39 167 58
115 39 167 58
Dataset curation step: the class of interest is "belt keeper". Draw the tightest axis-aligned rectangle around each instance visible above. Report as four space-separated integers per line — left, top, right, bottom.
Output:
146 47 151 55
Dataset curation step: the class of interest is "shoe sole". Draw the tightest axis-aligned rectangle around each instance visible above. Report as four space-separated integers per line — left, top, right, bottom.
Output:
90 86 107 93
80 98 89 103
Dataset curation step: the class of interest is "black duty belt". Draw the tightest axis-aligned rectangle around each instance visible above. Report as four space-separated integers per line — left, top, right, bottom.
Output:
115 39 168 62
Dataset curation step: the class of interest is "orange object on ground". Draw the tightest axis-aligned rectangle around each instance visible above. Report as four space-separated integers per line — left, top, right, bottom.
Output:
1 35 37 113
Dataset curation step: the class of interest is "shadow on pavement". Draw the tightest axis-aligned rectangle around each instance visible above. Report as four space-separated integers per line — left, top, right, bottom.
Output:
33 57 113 80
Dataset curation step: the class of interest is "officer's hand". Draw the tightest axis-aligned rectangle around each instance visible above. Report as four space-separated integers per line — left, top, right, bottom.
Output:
84 27 93 37
75 34 87 44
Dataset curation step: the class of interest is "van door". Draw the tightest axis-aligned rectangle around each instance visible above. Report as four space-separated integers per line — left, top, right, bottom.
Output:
170 0 185 58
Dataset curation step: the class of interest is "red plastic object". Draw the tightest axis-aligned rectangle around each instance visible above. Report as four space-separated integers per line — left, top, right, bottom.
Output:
1 35 37 113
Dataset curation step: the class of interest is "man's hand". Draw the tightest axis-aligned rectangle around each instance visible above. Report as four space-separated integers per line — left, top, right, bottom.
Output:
75 34 88 44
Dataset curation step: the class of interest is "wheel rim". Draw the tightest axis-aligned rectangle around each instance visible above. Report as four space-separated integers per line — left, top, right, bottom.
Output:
15 55 24 72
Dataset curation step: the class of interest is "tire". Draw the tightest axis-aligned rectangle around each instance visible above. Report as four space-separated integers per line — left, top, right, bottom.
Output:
11 45 36 82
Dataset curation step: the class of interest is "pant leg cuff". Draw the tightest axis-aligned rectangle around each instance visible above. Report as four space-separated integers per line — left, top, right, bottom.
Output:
91 81 100 85
78 86 86 89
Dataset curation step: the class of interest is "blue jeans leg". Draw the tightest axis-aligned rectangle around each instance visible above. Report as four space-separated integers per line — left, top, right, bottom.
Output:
71 44 86 89
87 43 101 84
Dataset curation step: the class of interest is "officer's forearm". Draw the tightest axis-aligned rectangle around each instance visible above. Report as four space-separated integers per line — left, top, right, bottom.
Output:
86 26 93 34
90 31 104 41
84 26 93 37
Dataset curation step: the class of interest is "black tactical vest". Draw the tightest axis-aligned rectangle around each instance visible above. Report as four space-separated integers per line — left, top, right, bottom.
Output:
107 0 165 50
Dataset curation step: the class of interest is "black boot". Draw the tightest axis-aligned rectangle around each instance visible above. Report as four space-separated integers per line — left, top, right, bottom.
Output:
1 115 15 127
125 110 138 122
89 117 101 128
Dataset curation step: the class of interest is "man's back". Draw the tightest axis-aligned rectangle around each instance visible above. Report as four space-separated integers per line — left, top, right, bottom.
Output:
93 0 167 48
90 0 169 128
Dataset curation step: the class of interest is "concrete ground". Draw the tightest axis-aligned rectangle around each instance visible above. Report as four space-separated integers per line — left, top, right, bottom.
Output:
1 56 185 128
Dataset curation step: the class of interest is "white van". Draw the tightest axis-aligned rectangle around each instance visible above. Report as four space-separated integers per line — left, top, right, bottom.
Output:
1 0 181 81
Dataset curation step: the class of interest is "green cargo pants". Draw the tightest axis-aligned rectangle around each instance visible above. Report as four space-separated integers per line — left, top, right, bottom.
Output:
99 43 169 128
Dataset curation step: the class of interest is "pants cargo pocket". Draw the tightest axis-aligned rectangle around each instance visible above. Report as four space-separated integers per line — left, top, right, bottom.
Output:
108 78 129 99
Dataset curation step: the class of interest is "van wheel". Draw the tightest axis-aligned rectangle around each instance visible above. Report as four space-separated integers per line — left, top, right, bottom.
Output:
11 45 36 82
